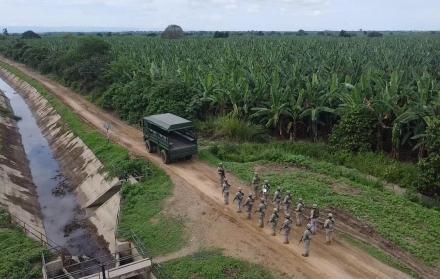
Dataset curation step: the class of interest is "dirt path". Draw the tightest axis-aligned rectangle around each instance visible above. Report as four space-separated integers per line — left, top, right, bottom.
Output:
0 57 413 279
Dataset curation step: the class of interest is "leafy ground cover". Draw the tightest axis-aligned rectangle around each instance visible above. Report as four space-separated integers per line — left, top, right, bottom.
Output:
0 210 49 279
0 61 185 256
200 142 440 267
158 250 277 279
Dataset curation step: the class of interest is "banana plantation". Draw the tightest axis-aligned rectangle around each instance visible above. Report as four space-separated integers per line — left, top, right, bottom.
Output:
1 35 440 196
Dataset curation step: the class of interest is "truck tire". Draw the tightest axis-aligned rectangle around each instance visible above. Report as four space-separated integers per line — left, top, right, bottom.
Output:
161 149 170 164
145 141 156 153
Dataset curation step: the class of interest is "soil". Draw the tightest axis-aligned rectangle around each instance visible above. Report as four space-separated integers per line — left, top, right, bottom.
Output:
2 56 437 279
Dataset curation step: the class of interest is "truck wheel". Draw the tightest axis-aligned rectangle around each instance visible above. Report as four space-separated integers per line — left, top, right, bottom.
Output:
146 141 156 153
161 150 170 164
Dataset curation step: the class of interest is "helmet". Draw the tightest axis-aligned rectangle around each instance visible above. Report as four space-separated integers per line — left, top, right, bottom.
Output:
254 171 258 175
312 204 317 209
219 162 223 166
249 193 253 197
238 187 242 191
328 213 333 218
285 214 291 219
299 198 303 202
274 208 279 213
306 223 312 229
287 191 291 195
277 187 281 191
264 179 269 183
224 178 228 182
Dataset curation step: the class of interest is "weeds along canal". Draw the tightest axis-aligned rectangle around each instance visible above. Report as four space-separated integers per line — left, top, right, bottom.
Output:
0 77 110 260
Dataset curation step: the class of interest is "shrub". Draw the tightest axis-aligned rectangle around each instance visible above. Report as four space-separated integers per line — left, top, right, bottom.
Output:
198 116 266 142
330 107 377 152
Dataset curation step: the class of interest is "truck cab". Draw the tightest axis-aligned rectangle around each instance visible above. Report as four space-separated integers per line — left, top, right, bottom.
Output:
142 113 198 164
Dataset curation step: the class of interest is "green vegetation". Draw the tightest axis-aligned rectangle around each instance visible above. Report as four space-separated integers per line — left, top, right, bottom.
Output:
159 250 276 279
0 35 439 196
0 61 185 256
200 142 440 266
340 234 420 278
0 210 49 279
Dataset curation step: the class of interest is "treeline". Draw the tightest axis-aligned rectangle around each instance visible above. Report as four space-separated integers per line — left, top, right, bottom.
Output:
0 35 439 197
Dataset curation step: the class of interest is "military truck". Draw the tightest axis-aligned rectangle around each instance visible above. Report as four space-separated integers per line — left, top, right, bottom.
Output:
142 113 197 164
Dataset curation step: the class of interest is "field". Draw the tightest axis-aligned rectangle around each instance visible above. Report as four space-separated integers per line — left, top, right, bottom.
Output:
1 34 439 197
1 33 440 277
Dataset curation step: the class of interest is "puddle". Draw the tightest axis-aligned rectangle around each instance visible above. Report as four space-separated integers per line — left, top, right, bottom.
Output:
0 78 109 261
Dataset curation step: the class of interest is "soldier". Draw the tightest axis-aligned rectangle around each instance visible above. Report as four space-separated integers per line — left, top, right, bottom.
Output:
295 198 305 226
255 198 267 228
251 171 260 197
309 204 319 234
244 193 254 220
261 180 270 203
300 223 313 257
280 214 293 244
268 208 280 236
273 187 282 211
217 163 225 188
233 187 245 213
324 213 335 245
222 179 231 205
283 191 293 215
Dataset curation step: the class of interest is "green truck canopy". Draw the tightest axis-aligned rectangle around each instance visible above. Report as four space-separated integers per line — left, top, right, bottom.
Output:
144 113 194 132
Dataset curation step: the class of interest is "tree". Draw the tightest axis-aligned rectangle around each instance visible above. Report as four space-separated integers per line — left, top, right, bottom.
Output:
296 29 308 36
2 28 8 36
416 118 440 197
21 30 41 39
213 31 229 38
367 31 383 37
162 25 184 39
339 30 352 37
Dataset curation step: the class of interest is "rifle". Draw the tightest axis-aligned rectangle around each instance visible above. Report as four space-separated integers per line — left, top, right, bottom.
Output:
298 235 304 245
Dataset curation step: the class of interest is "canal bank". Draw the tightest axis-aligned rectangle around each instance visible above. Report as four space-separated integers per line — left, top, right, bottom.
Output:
0 68 119 259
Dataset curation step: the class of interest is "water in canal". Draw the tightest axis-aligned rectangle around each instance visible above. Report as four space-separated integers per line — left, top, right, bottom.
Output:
0 77 109 262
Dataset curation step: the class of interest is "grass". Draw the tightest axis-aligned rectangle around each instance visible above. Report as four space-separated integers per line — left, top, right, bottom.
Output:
340 233 421 279
158 250 277 279
200 143 440 267
0 61 186 257
202 141 419 188
0 210 49 279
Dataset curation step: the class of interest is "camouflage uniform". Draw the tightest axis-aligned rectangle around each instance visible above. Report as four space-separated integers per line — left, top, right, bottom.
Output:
261 180 270 203
273 188 282 211
309 204 319 234
217 163 225 188
268 209 280 236
280 215 293 244
222 180 231 205
244 194 254 220
324 213 335 244
233 188 245 213
302 224 313 257
283 192 292 215
295 199 305 226
252 172 260 197
256 199 267 228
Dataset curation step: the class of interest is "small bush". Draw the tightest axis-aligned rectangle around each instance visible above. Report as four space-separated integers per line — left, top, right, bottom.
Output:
198 116 266 142
330 107 377 152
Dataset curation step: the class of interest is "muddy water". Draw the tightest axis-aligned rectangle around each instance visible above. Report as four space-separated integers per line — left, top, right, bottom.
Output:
0 78 109 260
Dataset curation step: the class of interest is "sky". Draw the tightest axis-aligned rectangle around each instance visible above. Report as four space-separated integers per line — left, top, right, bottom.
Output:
1 0 439 32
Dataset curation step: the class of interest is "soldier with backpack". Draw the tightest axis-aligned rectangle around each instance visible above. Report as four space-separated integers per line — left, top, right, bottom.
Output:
299 223 313 257
268 208 280 236
280 214 293 244
261 180 270 203
283 191 293 215
222 179 231 205
309 204 319 234
252 171 260 197
295 198 305 226
255 198 267 228
217 163 225 188
233 187 245 213
324 213 335 244
244 193 255 220
273 187 282 211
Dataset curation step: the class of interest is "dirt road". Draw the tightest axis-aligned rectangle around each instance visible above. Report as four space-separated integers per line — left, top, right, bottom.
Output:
1 57 412 279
